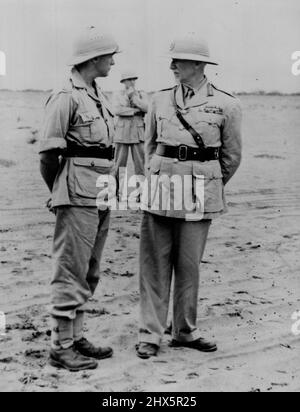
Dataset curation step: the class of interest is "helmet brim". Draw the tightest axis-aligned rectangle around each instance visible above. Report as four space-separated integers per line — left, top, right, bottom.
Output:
120 77 138 83
165 52 218 65
67 48 122 66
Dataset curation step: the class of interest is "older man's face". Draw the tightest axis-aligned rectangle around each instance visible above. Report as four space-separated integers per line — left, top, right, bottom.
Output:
170 59 199 83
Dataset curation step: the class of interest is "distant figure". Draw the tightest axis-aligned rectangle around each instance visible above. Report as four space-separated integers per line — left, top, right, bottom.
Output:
113 71 148 198
39 27 120 371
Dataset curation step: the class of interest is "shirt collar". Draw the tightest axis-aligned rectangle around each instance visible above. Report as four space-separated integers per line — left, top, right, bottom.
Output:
70 68 104 102
181 75 207 96
70 68 89 90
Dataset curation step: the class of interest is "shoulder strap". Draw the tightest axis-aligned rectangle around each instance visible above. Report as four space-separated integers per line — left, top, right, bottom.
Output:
159 87 175 92
211 84 235 98
172 88 207 149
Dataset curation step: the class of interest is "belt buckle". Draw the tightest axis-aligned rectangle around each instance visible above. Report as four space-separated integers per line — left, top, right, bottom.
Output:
178 145 188 161
214 148 219 159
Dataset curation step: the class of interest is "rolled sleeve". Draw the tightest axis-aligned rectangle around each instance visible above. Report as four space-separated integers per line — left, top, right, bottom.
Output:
220 98 242 185
39 91 74 153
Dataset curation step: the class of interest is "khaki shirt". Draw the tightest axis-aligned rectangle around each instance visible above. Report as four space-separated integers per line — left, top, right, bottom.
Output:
141 78 242 220
113 90 148 144
39 68 115 207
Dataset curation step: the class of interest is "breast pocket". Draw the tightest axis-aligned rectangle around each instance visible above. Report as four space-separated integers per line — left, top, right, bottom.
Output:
116 118 125 128
156 106 180 134
189 110 223 145
73 159 112 199
75 112 102 143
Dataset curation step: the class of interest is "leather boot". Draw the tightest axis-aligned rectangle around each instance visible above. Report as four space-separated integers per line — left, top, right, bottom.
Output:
74 337 113 360
49 345 98 372
169 337 217 352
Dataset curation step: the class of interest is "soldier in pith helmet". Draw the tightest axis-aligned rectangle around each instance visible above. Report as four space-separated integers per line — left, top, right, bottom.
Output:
137 36 242 359
39 27 120 371
113 70 148 199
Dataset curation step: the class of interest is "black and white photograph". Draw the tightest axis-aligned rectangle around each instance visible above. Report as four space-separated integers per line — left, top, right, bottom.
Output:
0 0 299 394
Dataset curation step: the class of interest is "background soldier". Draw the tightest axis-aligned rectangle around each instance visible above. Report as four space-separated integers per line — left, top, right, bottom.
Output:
137 36 242 359
113 71 148 198
39 27 120 371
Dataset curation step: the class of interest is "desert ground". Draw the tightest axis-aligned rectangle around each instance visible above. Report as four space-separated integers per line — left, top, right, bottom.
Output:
0 91 299 392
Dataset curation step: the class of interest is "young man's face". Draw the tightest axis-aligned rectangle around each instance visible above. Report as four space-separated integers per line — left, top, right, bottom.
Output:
170 59 200 83
94 54 115 77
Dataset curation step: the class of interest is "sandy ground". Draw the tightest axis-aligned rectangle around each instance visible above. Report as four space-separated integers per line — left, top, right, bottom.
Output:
0 91 299 392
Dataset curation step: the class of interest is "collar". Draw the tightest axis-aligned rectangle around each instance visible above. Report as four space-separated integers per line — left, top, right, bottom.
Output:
71 68 104 102
175 76 209 109
181 75 207 96
70 68 89 90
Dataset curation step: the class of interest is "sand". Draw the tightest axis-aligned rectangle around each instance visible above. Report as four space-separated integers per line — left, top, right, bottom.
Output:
0 92 299 392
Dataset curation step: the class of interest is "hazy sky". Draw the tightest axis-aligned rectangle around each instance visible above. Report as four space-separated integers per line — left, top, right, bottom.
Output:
0 0 300 92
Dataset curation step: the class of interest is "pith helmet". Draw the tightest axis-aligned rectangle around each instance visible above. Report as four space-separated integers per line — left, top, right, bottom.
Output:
167 36 218 65
67 26 121 66
120 70 138 83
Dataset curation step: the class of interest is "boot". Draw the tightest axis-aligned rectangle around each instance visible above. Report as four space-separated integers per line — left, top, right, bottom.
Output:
49 345 98 372
169 337 217 352
74 337 113 360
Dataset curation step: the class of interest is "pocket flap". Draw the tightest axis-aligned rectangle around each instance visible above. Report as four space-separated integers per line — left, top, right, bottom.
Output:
78 112 100 124
192 162 223 179
149 154 162 173
73 158 111 168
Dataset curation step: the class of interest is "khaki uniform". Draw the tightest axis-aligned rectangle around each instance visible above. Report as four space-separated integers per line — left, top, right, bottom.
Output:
113 90 148 177
139 78 242 345
39 68 115 320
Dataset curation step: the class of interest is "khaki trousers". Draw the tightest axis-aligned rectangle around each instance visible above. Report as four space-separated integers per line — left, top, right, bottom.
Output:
51 206 110 320
115 143 145 177
139 212 211 346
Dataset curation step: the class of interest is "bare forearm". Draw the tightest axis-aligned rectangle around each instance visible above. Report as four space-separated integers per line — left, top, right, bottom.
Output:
115 106 136 117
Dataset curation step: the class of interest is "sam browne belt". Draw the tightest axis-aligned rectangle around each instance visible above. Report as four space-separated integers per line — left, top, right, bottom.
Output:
156 144 219 162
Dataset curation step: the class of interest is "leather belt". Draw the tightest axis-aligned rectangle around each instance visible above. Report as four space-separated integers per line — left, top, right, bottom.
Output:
156 144 219 162
64 144 115 160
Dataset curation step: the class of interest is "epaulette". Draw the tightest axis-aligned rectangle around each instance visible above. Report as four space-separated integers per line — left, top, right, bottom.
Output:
50 80 73 96
211 84 236 98
159 86 177 92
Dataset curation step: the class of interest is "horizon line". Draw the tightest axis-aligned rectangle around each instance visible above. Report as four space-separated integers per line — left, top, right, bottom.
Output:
0 88 300 96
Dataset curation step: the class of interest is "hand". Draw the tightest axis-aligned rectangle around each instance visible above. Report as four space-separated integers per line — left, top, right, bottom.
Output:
131 94 141 107
126 87 136 99
46 198 56 215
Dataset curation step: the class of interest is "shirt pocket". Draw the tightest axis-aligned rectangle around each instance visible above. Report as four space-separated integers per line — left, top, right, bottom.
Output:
73 158 112 199
192 162 224 212
188 109 223 145
75 112 103 143
114 118 125 141
137 119 145 141
156 109 180 136
116 118 125 128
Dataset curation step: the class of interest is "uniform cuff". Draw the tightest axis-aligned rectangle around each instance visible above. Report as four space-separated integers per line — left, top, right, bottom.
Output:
39 137 67 153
